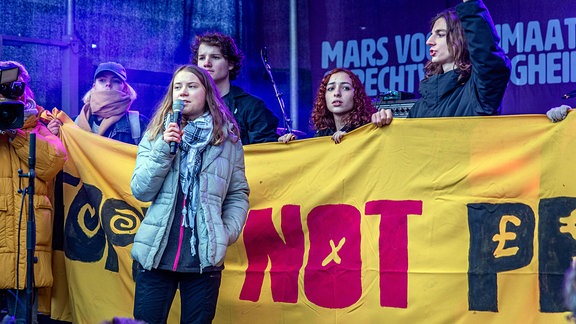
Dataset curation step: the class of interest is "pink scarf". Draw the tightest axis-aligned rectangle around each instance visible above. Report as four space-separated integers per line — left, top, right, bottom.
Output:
76 89 133 136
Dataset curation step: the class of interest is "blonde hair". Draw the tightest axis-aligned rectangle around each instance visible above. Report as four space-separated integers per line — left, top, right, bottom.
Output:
82 82 137 104
146 65 240 145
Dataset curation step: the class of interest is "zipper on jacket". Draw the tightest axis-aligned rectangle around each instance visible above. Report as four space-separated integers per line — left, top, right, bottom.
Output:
172 199 186 272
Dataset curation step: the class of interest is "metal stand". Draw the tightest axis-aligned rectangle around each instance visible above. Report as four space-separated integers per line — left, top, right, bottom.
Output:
260 47 293 135
18 132 36 324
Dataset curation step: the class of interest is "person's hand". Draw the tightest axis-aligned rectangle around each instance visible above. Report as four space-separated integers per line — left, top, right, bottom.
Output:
546 105 571 123
47 118 63 136
331 131 347 144
278 133 296 143
163 122 182 145
371 109 393 127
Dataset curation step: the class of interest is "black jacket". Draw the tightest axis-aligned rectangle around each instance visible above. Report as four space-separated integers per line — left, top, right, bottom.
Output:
87 112 149 145
408 0 511 118
315 124 355 137
223 85 279 145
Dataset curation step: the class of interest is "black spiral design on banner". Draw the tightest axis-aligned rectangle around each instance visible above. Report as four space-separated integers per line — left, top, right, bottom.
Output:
100 199 145 272
64 178 146 273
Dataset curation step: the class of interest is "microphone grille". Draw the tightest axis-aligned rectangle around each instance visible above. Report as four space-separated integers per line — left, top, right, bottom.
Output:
173 99 184 112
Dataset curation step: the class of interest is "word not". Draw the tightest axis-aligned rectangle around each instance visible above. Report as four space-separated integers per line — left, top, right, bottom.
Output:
240 200 422 309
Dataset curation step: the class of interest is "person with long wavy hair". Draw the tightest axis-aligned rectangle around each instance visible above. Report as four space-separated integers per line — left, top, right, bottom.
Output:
130 65 249 324
279 68 376 144
372 0 510 126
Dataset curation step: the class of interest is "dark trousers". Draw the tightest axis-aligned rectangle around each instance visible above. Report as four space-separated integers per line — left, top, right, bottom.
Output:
133 268 221 324
1 288 38 324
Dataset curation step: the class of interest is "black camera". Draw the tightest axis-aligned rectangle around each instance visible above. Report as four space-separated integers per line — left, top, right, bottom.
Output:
0 63 25 130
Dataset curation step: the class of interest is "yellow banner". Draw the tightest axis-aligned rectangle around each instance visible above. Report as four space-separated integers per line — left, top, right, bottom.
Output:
52 113 576 323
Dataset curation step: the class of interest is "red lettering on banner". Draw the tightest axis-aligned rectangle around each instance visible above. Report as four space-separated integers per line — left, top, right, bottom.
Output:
240 205 305 302
365 200 422 308
304 204 362 308
240 200 422 309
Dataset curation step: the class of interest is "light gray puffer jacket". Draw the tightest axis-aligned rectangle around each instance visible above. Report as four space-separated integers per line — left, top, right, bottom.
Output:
130 129 249 271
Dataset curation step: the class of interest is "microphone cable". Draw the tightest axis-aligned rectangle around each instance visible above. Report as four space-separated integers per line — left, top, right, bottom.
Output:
11 186 29 318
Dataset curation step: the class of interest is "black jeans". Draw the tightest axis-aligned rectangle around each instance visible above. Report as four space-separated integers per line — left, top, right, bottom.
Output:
133 268 222 324
1 288 38 324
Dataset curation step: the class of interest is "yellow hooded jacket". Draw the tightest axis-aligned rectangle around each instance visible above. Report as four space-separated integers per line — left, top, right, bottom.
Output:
0 109 67 289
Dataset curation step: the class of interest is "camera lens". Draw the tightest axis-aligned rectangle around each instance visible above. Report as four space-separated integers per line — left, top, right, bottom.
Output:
0 101 25 129
0 81 25 99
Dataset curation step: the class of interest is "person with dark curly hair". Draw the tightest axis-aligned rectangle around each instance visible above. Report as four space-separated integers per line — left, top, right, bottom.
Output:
191 31 279 145
279 68 376 144
372 0 511 126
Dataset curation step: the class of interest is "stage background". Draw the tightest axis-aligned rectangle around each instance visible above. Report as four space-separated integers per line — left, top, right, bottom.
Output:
2 0 576 136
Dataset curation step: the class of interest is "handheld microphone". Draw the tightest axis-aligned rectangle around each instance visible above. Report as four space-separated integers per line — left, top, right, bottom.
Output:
563 90 576 100
169 99 184 155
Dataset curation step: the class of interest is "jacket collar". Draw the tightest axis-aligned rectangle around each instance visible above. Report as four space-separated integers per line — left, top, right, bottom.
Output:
200 124 235 171
201 143 223 172
420 69 462 105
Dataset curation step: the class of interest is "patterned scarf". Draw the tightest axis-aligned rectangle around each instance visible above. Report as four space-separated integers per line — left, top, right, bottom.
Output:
179 112 213 232
76 89 132 135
